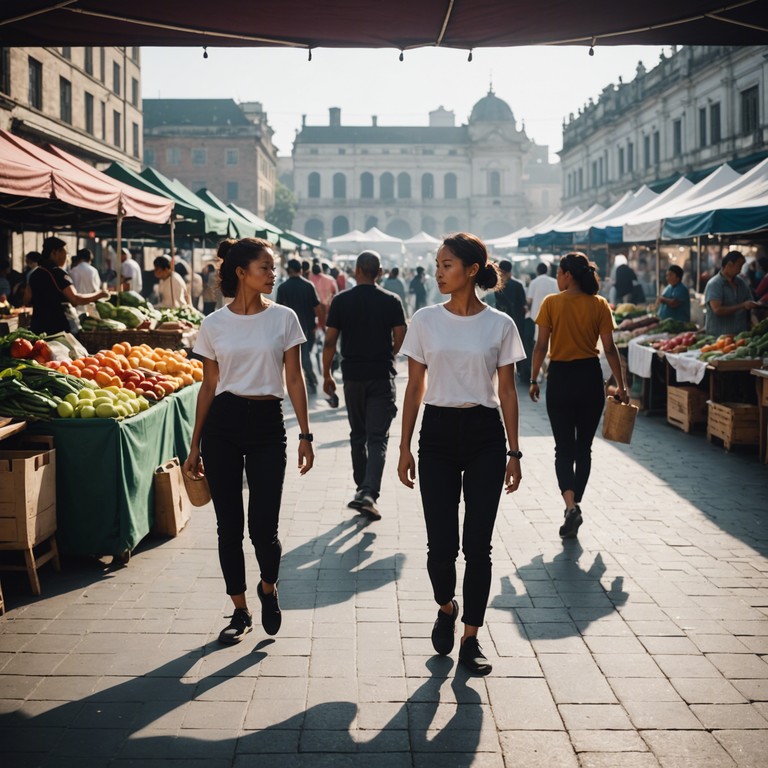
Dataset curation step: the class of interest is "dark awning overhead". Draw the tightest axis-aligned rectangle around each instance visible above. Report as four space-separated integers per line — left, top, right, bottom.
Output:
1 1 766 48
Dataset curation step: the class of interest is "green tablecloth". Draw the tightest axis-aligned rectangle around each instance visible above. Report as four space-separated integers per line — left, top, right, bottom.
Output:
30 383 199 557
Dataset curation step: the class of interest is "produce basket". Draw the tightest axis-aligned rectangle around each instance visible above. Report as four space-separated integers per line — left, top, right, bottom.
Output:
147 329 185 350
77 328 152 354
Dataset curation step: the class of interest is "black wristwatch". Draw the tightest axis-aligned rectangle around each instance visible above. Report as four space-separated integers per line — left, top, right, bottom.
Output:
507 450 523 459
298 433 314 442
529 380 538 386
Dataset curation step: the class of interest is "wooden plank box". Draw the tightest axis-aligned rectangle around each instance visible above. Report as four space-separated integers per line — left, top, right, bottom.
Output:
667 386 708 433
706 401 759 451
0 448 56 548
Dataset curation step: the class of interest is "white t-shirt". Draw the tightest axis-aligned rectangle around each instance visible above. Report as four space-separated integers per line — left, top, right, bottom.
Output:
400 304 525 408
527 274 560 321
193 303 306 398
156 271 188 308
70 261 101 294
121 257 143 293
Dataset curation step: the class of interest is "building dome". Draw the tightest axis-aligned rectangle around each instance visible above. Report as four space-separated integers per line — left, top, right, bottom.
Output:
469 89 514 123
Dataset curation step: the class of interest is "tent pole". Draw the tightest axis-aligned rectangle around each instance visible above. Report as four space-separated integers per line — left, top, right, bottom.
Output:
116 212 123 306
696 236 702 296
655 236 661 301
169 217 176 306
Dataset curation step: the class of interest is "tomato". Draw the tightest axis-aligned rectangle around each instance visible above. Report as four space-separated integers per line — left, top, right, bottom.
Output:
10 338 34 358
32 340 53 362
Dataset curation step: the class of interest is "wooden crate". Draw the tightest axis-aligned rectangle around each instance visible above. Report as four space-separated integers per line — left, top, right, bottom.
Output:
667 386 708 433
0 447 56 548
706 401 759 451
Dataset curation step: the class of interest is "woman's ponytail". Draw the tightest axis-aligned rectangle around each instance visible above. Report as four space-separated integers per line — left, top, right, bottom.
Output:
560 252 600 295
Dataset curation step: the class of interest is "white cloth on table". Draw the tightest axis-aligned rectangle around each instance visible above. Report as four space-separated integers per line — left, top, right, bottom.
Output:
627 334 667 378
664 352 708 384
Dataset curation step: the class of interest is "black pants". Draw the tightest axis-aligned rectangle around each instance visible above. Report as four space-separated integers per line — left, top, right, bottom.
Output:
418 405 506 627
343 378 397 501
545 357 605 505
201 393 287 595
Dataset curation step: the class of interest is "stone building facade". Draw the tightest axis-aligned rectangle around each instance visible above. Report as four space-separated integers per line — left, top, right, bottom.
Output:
0 45 143 167
559 46 768 209
290 90 561 242
143 99 277 218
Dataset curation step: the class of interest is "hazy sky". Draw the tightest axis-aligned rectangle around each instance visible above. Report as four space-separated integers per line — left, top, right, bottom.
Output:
142 44 668 161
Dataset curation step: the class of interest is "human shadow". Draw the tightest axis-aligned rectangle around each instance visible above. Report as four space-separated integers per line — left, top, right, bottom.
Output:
280 518 404 610
3 651 483 766
491 542 629 641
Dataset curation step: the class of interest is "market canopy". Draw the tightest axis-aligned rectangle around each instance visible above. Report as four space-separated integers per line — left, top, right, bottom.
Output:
227 203 283 244
1 2 765 48
195 188 261 239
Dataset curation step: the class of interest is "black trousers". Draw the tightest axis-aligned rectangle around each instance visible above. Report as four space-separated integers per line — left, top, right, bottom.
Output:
201 393 287 595
545 357 605 505
418 405 506 627
343 377 397 501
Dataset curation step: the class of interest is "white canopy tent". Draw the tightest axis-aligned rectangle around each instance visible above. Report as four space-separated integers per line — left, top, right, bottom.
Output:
621 176 695 242
578 185 659 232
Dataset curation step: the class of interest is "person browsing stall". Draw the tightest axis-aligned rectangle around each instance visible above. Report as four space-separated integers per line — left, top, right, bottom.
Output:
655 264 691 322
183 237 314 645
529 252 628 540
398 232 525 676
153 255 189 308
28 237 108 335
703 251 759 336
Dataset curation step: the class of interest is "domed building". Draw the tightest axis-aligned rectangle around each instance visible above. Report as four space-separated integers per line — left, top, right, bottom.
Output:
290 88 561 245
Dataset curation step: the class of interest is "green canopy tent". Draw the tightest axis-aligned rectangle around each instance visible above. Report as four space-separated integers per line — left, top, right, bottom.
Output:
194 188 261 239
227 203 283 245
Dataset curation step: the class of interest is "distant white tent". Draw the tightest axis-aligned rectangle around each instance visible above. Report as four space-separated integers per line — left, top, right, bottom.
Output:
404 230 441 246
621 164 741 241
326 229 367 247
486 226 534 249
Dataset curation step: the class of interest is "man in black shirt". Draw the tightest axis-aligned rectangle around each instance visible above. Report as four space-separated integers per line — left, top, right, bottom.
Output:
323 251 406 520
495 260 531 382
276 258 323 393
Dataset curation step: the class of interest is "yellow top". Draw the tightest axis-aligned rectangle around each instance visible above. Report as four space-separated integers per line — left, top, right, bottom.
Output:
536 291 615 361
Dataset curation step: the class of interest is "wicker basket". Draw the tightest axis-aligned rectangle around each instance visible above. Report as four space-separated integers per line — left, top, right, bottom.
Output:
602 397 639 444
182 472 211 507
77 329 152 354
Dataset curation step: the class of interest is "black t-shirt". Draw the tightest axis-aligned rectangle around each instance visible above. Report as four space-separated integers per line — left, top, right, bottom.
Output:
326 284 406 380
29 264 72 334
495 276 527 332
276 275 319 335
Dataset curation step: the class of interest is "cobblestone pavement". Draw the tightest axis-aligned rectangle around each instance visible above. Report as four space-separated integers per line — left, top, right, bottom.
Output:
1 373 767 767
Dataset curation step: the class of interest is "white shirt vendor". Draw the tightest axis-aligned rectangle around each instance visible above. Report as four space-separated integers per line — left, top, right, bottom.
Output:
399 303 526 409
70 260 102 294
120 251 143 293
193 303 306 398
156 271 189 308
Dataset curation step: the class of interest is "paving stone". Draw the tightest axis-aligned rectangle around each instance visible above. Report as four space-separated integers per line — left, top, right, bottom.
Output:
570 729 650 753
690 704 768 729
578 753 661 767
642 730 736 766
714 729 768 768
498 730 578 767
486 678 562 730
537 654 617 704
670 677 747 705
623 701 703 730
706 653 768 680
558 703 633 730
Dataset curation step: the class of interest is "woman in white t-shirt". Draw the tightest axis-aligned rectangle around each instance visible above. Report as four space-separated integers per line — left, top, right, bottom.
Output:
397 232 526 676
183 237 314 645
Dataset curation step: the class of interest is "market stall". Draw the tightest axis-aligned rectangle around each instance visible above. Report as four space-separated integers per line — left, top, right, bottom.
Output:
28 382 198 559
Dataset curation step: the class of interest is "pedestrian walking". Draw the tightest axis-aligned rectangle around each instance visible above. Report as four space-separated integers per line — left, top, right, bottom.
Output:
397 232 525 676
494 260 530 382
277 258 324 393
409 266 428 312
183 237 314 644
529 252 628 540
322 250 406 521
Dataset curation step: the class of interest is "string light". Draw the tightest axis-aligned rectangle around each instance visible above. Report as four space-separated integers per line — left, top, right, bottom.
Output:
468 49 473 62
399 49 404 62
202 46 208 59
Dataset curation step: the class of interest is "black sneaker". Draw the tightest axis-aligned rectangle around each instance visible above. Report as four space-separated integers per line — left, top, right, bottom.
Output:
359 495 382 521
459 636 492 676
559 506 583 539
431 599 459 655
218 607 253 644
347 491 365 510
257 581 282 636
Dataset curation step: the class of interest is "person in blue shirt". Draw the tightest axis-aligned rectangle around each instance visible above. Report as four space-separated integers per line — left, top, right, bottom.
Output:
656 265 691 322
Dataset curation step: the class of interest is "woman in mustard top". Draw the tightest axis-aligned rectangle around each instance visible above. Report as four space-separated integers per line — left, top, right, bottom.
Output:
529 253 628 539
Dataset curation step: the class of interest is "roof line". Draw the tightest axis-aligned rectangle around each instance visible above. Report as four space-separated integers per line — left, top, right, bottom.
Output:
63 6 308 48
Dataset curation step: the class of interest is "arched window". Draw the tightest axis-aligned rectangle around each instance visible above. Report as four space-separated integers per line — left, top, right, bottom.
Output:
308 172 320 199
489 170 501 196
444 173 457 199
445 216 460 232
365 215 379 230
360 172 374 199
380 172 394 199
332 216 350 237
304 218 324 239
421 216 437 236
397 172 411 199
421 173 434 200
333 172 346 199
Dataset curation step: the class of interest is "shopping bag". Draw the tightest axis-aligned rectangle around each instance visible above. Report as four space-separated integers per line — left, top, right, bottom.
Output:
182 470 211 507
602 396 638 444
153 458 191 536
